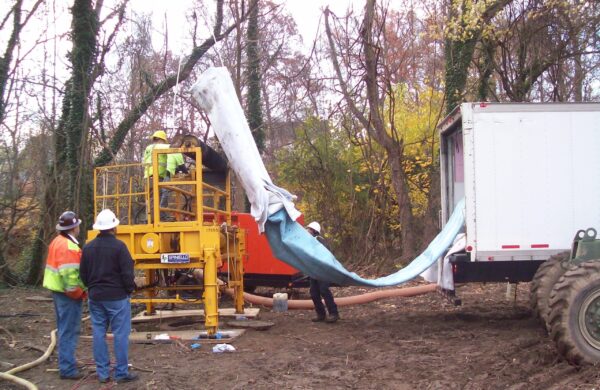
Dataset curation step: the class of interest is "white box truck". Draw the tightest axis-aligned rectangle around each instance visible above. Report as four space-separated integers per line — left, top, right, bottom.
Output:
439 102 600 284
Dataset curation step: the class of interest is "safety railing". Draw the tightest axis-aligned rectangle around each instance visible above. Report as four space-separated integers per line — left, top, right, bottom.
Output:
93 146 231 226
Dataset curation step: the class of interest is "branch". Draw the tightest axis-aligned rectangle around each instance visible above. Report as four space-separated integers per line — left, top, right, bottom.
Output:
324 7 370 131
93 0 256 167
91 1 127 81
0 0 23 123
19 0 44 28
361 0 394 148
0 6 12 31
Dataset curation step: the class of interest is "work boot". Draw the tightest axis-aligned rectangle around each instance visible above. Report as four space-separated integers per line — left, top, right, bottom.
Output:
116 372 139 383
60 372 84 380
311 315 326 322
325 314 340 323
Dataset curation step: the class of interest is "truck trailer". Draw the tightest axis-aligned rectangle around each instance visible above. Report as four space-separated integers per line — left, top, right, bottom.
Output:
439 102 600 284
439 102 600 365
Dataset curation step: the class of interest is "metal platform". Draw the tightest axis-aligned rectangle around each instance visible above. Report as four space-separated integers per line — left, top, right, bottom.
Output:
131 308 260 323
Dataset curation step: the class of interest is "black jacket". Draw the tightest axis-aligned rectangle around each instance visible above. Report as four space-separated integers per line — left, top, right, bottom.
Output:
80 232 135 301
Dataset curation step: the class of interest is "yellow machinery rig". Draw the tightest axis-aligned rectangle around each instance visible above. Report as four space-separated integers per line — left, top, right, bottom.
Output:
87 145 245 335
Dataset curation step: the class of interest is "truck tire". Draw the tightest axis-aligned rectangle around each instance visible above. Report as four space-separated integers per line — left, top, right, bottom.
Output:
547 260 600 365
530 251 569 330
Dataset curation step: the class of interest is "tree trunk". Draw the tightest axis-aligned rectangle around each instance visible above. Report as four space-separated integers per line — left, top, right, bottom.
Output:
477 38 495 101
0 0 22 123
246 0 264 153
444 0 511 113
63 0 99 207
324 0 418 257
26 218 52 285
362 0 416 255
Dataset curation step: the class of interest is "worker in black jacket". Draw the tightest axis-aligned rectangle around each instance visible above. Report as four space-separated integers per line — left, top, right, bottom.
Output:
306 221 340 323
80 209 138 384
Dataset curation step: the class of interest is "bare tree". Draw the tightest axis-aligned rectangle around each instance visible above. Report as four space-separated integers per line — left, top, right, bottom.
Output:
26 0 255 285
324 0 445 258
0 0 45 284
488 0 600 102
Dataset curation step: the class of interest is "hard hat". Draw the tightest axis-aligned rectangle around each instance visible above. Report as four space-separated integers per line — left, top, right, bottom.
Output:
56 211 82 231
151 130 168 142
307 221 321 234
93 209 120 231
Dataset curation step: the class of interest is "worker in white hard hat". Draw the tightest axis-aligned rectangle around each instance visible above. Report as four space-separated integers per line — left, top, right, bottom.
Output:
306 221 340 323
143 131 171 221
80 209 138 384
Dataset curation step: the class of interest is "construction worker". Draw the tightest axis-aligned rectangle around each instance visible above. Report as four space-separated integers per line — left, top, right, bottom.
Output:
80 209 138 384
306 221 340 323
143 130 169 179
42 211 86 380
167 151 188 178
144 130 170 220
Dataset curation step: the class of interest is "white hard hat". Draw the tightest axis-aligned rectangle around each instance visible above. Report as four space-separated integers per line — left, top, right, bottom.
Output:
93 209 120 230
307 221 321 234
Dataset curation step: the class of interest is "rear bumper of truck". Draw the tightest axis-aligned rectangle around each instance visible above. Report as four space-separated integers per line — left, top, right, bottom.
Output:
449 253 544 283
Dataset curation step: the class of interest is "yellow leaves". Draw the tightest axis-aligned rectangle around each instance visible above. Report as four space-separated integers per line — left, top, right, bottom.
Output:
380 83 442 218
359 164 370 174
388 222 402 231
387 84 443 148
354 184 372 193
445 0 504 42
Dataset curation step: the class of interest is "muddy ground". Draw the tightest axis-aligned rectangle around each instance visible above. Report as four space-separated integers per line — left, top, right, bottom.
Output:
1 282 599 390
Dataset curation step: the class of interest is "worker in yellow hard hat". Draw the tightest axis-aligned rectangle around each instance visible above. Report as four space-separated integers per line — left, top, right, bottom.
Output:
144 131 171 220
144 131 169 179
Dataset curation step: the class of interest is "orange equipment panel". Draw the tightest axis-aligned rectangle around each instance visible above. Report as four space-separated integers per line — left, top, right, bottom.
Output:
220 212 307 288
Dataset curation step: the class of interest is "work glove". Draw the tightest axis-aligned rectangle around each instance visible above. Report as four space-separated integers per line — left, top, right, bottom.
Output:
65 286 86 300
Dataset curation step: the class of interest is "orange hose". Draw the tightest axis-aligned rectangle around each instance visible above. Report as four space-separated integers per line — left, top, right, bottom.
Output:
225 284 436 310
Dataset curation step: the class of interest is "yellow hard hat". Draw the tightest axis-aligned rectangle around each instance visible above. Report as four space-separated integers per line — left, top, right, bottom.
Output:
151 130 167 141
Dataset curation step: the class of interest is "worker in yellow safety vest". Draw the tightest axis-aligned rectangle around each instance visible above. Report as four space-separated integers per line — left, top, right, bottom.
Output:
167 152 188 177
144 130 171 220
42 211 87 380
143 130 170 179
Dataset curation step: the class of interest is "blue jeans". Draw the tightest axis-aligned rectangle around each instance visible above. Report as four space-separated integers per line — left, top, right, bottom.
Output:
159 176 170 220
52 292 82 377
309 279 338 317
88 297 131 380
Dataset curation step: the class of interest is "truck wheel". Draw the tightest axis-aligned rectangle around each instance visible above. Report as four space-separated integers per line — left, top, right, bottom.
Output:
548 260 600 365
530 251 569 330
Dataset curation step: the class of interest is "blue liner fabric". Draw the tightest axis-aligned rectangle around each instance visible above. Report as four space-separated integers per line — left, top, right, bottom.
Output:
265 199 466 287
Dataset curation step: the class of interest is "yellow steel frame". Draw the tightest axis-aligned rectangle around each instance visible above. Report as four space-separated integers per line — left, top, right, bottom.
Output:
90 146 245 335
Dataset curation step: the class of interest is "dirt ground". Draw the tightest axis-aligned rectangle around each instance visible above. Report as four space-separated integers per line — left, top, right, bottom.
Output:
1 282 600 390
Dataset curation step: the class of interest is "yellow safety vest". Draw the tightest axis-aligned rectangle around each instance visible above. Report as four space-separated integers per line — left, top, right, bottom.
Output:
43 234 85 293
144 143 169 178
167 153 185 177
